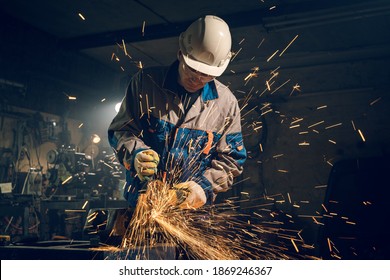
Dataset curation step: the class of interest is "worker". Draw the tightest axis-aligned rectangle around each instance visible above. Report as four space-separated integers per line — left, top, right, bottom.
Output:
108 15 247 210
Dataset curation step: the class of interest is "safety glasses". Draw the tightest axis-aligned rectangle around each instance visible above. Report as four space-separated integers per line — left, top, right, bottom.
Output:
182 61 216 82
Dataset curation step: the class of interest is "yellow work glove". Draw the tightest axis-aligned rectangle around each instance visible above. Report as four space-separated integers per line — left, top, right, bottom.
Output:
133 149 159 181
169 181 206 209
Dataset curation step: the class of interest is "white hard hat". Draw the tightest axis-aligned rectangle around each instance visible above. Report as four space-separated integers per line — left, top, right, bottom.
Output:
179 15 232 77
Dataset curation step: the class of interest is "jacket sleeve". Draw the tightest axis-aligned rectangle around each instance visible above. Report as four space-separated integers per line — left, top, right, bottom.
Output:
107 70 150 167
198 99 247 202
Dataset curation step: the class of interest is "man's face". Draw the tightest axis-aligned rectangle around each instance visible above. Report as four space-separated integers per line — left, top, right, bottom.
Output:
178 56 215 93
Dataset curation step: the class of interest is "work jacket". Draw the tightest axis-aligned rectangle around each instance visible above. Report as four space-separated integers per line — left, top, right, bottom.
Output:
108 61 247 207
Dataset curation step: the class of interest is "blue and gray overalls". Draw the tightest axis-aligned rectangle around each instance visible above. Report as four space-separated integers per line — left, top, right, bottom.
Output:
108 61 247 207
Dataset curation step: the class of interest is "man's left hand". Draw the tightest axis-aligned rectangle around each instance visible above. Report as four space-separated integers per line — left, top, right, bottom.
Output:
169 181 206 209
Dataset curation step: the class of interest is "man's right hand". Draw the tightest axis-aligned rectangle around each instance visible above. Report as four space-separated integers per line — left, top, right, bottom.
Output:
132 149 160 181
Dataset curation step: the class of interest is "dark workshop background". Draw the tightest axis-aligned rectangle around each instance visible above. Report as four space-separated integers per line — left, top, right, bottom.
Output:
0 0 389 260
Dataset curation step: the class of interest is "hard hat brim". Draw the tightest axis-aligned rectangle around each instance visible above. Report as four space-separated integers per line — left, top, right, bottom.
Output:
181 53 230 77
